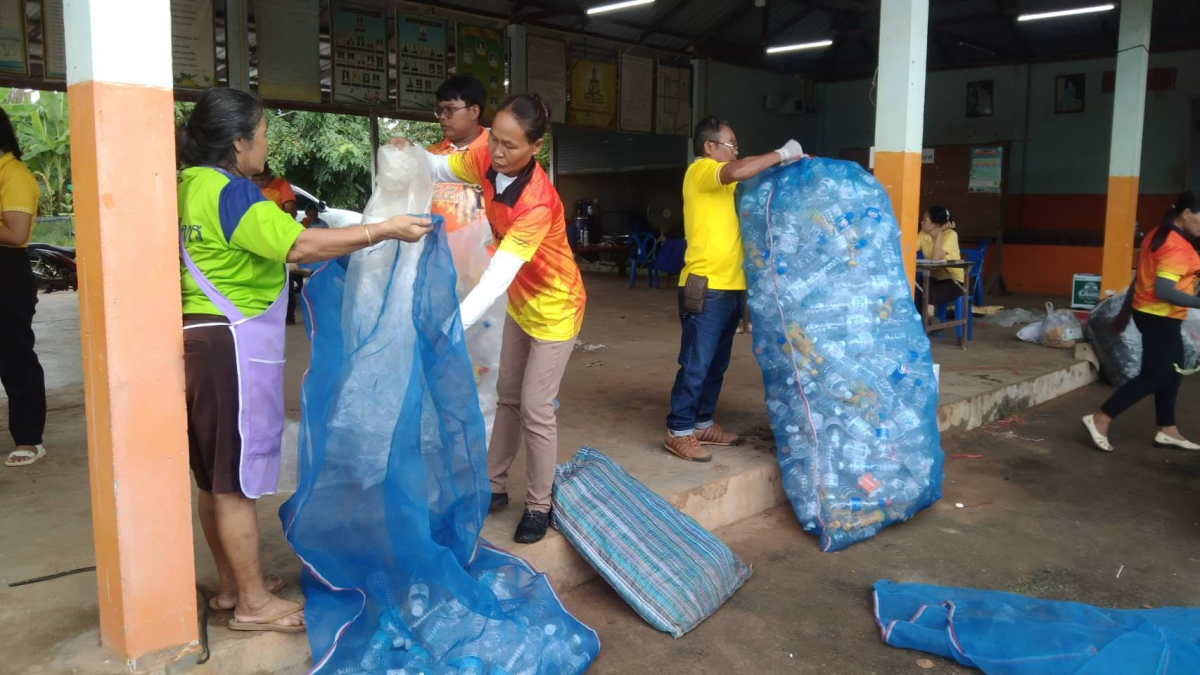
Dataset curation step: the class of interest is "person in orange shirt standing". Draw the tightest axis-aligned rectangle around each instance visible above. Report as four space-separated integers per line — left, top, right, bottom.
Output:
394 94 585 544
253 162 297 218
1084 192 1200 453
254 163 304 323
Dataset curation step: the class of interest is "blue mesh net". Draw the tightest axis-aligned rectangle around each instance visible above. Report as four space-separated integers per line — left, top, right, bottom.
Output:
875 580 1200 674
737 157 945 552
280 219 600 674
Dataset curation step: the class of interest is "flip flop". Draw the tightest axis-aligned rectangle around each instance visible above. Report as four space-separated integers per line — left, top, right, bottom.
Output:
228 599 306 633
208 575 288 612
6 445 45 467
1081 415 1113 453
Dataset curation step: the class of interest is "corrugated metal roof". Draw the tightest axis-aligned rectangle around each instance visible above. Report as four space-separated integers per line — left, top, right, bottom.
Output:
380 0 1196 78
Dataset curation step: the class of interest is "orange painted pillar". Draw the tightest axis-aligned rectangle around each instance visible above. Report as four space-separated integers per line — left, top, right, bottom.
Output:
873 0 929 290
1100 0 1153 296
65 0 198 668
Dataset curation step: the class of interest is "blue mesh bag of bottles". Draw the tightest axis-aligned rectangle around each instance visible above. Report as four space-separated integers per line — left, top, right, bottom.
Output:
279 217 599 674
737 157 945 552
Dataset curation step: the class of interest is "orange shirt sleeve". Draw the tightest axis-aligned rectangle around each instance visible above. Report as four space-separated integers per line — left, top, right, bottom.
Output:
498 204 552 262
1154 238 1197 282
447 142 489 186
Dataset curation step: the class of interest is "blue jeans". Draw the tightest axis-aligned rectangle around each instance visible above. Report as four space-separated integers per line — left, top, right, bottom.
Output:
667 289 746 434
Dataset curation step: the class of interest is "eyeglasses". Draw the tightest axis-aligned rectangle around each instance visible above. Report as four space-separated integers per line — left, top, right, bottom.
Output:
711 140 738 151
432 105 468 120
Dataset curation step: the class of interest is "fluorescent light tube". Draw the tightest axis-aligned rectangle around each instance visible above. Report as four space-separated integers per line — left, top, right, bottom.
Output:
587 0 655 15
1017 4 1115 21
766 39 834 54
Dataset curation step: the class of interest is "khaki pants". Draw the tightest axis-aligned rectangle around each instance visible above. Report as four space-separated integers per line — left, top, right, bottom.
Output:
488 316 575 513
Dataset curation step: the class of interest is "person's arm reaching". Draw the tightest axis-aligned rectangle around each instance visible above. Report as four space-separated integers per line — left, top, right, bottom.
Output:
286 215 432 263
717 140 804 185
1154 276 1200 310
458 250 524 329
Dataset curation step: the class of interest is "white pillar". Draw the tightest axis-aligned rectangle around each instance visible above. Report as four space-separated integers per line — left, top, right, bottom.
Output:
873 0 929 289
1100 0 1152 295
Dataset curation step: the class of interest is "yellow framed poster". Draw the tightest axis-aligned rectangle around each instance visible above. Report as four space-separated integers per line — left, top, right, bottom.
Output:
569 58 617 130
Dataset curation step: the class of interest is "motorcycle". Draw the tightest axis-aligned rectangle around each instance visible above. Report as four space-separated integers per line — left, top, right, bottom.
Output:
27 243 78 292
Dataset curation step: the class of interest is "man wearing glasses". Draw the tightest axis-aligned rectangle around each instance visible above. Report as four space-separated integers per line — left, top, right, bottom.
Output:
427 76 489 235
664 116 803 462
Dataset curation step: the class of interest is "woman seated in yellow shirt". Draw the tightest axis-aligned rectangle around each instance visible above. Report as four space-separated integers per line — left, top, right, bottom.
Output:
916 205 965 321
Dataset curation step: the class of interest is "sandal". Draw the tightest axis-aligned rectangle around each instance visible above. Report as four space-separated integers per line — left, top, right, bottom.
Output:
208 575 287 612
228 599 306 633
6 445 45 467
1082 415 1113 453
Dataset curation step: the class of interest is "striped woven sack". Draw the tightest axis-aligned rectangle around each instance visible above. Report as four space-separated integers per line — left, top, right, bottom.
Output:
552 446 752 638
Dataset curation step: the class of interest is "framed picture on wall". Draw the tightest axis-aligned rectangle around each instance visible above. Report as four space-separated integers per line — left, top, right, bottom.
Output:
966 80 994 118
1055 73 1086 114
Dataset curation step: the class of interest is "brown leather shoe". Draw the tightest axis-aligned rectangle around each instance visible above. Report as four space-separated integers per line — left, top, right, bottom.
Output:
663 433 712 462
694 423 741 446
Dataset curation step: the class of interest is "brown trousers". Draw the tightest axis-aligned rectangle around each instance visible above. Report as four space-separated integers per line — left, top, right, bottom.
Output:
488 316 575 513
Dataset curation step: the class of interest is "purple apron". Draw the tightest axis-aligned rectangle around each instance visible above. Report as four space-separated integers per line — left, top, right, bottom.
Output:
180 239 288 499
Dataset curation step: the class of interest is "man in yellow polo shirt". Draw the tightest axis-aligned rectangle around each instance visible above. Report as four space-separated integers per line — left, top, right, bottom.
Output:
664 116 802 462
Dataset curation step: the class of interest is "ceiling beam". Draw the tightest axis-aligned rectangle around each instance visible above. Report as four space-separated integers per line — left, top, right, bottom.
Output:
769 6 819 41
638 0 696 41
695 0 758 50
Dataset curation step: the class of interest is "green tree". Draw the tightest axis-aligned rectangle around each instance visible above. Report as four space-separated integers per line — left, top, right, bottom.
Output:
2 89 73 215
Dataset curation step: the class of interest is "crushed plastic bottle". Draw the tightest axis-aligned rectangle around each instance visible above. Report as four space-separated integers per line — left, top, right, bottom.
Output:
738 157 945 552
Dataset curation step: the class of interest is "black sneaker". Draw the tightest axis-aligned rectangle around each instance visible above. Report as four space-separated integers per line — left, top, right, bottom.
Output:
514 509 551 544
488 492 509 514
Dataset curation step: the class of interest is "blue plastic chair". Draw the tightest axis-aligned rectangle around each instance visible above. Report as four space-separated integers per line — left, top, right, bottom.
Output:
924 245 987 342
628 232 659 288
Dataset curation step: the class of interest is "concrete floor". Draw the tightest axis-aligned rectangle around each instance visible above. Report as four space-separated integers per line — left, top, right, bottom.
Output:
1 275 1160 675
568 381 1200 674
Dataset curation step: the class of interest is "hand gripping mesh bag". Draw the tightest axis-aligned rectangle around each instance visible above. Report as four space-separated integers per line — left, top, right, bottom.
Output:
280 145 599 674
737 157 945 552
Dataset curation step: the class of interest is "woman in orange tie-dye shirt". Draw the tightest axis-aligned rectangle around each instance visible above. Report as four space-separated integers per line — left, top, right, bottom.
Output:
1084 192 1200 453
394 94 585 544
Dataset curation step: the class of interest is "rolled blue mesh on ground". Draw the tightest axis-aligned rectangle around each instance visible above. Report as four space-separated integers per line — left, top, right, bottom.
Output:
873 580 1200 674
737 157 944 552
280 220 599 675
552 446 751 638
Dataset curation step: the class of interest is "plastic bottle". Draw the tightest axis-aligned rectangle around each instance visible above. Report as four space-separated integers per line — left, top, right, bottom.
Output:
360 629 391 671
405 583 430 619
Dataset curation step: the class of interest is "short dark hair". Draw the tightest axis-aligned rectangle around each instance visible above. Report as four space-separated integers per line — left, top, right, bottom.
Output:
495 94 550 143
693 116 729 157
177 88 264 170
927 206 953 225
0 108 23 160
305 204 318 214
436 76 486 113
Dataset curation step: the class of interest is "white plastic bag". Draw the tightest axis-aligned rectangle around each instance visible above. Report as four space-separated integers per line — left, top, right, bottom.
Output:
1039 302 1084 349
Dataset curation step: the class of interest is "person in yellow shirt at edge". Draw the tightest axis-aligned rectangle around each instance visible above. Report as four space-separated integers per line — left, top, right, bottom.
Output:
0 108 49 468
664 116 803 462
915 205 965 333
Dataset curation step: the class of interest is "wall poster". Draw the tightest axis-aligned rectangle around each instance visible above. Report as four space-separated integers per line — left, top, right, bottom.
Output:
569 57 617 130
657 64 691 136
455 23 505 114
255 0 321 102
332 4 388 105
1054 73 1085 114
0 0 24 75
397 14 446 111
968 146 1004 194
42 0 66 79
619 53 653 133
526 36 566 124
171 0 216 88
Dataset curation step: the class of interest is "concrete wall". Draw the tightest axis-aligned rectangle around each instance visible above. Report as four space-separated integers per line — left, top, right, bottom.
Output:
814 50 1200 296
818 50 1200 198
700 61 820 156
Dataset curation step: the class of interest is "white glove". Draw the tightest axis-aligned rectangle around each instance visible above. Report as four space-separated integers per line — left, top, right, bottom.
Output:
776 140 804 165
